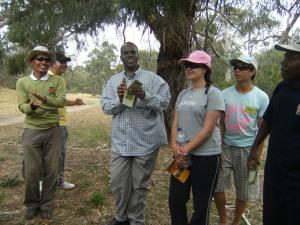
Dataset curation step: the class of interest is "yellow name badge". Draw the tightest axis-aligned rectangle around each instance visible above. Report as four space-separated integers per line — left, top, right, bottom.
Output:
244 106 257 115
296 104 300 115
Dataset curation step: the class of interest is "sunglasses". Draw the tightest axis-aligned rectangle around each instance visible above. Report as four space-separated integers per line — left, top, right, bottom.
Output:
184 63 204 69
233 65 253 71
34 57 51 63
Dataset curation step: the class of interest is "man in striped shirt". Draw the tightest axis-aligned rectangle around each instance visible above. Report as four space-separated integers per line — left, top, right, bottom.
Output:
101 42 170 225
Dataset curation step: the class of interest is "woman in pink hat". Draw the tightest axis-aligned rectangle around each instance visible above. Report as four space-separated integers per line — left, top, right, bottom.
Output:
169 50 225 225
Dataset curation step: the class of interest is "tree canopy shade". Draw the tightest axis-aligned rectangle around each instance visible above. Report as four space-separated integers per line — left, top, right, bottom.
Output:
4 0 117 48
3 0 199 133
1 0 299 134
84 41 118 95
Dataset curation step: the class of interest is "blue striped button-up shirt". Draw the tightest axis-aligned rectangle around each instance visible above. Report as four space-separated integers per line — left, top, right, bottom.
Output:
101 67 171 156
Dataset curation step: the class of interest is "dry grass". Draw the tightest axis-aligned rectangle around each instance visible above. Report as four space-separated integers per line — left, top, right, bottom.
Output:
0 89 264 225
0 86 19 115
0 107 172 225
0 86 100 117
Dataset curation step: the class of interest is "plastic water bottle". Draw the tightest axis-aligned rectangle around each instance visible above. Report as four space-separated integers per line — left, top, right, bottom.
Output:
176 127 192 168
176 127 187 146
248 165 258 185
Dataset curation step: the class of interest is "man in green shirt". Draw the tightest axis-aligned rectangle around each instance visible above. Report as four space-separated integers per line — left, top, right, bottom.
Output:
16 45 66 225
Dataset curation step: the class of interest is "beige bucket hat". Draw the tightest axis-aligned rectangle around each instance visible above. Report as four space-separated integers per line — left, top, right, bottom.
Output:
25 45 55 64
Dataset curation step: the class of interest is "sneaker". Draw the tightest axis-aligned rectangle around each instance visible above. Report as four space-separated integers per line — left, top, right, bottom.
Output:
60 181 75 190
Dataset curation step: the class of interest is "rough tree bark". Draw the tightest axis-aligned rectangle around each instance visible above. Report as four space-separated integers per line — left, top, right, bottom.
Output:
157 38 189 136
144 0 198 136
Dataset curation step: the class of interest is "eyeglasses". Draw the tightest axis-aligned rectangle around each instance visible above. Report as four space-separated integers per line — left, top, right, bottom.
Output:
233 65 253 71
34 57 51 63
184 63 203 69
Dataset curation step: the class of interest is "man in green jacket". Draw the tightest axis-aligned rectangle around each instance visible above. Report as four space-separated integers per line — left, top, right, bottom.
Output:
16 45 66 225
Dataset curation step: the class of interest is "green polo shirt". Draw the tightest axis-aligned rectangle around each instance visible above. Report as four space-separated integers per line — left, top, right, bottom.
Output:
16 73 66 130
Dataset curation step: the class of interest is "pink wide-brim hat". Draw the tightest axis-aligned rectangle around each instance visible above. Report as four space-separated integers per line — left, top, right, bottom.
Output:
178 50 212 69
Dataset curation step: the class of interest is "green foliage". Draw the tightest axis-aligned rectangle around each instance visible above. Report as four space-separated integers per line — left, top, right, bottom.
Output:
90 191 105 206
240 220 247 225
7 0 117 48
192 1 280 54
77 206 90 216
0 32 29 86
4 51 27 75
256 49 283 96
212 57 235 90
0 156 6 162
84 41 118 94
63 67 90 93
119 0 196 32
0 38 5 66
138 50 158 72
0 33 7 81
0 175 23 188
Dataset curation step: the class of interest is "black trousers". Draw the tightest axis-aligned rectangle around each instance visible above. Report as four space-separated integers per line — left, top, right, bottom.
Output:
169 154 220 225
263 182 300 225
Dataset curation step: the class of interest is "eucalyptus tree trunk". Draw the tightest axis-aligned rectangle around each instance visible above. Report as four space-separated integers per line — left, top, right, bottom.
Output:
148 1 197 136
157 41 188 136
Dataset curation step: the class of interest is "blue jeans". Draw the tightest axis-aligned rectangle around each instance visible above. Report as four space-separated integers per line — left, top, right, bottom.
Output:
59 126 68 185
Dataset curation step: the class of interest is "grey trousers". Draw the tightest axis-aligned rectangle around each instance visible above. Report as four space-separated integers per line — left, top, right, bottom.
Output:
110 150 159 225
58 126 68 185
22 126 61 213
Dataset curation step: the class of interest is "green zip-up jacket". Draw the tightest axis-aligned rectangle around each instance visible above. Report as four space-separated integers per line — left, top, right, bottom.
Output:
16 73 66 130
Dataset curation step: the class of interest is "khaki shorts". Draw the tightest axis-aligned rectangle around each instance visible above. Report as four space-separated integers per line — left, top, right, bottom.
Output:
215 144 259 201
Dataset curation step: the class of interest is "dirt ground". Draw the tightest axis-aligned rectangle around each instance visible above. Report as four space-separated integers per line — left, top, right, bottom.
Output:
0 88 263 225
0 89 100 126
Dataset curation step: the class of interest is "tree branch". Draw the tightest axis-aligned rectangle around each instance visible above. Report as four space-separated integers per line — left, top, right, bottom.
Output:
211 43 223 58
279 12 299 44
207 7 244 34
192 30 214 41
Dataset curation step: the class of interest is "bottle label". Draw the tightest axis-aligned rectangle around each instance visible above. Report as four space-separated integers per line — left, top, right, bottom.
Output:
167 160 190 183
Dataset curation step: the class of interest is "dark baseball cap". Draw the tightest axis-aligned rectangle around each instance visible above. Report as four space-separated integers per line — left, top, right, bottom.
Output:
55 51 71 62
